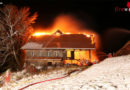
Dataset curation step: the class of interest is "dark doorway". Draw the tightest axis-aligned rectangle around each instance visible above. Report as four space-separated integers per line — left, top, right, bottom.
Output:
70 51 74 59
48 62 52 66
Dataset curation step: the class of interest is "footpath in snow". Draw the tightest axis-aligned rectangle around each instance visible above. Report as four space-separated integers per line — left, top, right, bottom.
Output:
1 55 130 90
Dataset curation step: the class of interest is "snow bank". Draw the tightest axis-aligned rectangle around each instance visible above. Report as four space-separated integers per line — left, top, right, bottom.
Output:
1 55 130 90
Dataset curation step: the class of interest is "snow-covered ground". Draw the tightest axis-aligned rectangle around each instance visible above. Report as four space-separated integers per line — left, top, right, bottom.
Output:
1 55 130 90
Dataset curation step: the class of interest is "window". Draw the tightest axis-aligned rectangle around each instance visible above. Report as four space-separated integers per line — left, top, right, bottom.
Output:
39 51 42 57
48 62 52 66
32 51 34 57
47 51 50 57
54 51 58 57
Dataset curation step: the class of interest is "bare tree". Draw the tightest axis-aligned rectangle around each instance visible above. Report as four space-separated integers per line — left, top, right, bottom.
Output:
0 5 38 71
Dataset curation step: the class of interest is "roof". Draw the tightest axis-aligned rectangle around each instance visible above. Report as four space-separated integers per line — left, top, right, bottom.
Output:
21 33 95 50
115 41 130 56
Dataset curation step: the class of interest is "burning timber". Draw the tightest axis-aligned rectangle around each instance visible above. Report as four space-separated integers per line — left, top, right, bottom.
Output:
21 30 98 66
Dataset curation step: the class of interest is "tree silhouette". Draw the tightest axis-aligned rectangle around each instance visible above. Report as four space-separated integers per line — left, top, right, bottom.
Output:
0 5 38 71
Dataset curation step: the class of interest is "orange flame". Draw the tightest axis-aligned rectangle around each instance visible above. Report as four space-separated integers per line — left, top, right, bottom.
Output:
33 14 101 49
32 14 100 64
32 32 47 36
65 32 71 34
83 33 91 37
55 32 61 36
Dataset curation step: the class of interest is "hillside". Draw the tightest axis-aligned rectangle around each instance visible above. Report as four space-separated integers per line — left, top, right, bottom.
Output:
1 55 130 90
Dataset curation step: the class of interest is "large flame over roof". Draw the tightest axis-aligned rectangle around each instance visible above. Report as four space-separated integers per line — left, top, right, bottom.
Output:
33 14 100 49
32 14 100 63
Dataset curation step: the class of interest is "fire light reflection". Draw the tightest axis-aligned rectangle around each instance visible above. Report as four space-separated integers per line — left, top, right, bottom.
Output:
32 32 51 36
31 14 100 65
32 31 92 38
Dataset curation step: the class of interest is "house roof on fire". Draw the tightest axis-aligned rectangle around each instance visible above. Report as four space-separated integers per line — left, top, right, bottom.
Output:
21 31 95 50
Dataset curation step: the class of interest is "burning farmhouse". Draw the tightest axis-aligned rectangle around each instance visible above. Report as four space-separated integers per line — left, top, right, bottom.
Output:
21 30 98 66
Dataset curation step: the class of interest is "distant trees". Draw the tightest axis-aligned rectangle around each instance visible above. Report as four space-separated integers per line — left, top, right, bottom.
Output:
0 5 38 71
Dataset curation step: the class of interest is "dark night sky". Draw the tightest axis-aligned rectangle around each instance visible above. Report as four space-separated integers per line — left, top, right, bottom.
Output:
1 0 130 53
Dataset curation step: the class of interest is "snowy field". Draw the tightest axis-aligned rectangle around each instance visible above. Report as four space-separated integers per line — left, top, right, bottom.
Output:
1 54 130 90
